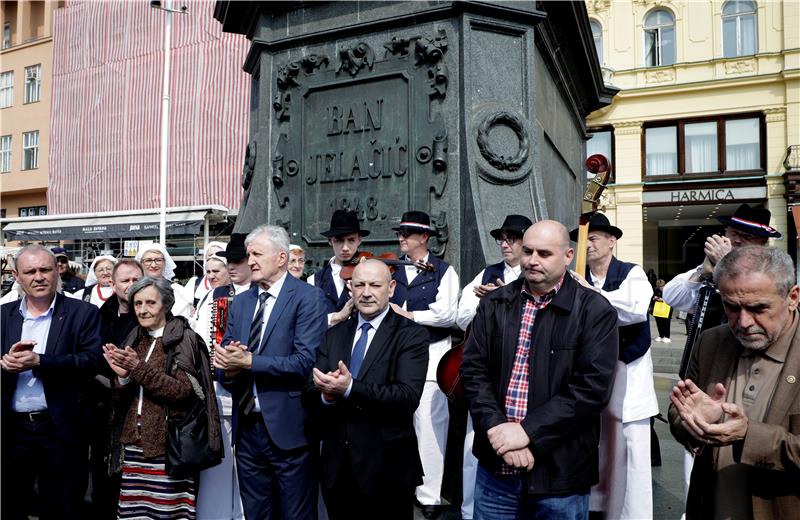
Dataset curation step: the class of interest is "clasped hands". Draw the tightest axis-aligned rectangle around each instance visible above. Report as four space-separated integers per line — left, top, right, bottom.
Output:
102 343 140 378
212 341 252 377
1 340 40 373
670 379 748 446
474 278 505 298
312 360 353 403
701 235 732 277
487 422 534 471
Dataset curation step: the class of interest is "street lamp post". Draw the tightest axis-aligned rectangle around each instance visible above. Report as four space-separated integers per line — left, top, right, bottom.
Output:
150 0 187 245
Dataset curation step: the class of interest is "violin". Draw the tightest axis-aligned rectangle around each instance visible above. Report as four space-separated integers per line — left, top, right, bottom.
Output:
340 251 434 280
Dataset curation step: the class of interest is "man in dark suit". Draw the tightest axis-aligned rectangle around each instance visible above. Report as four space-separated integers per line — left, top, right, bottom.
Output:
1 244 102 520
304 259 429 519
213 224 327 520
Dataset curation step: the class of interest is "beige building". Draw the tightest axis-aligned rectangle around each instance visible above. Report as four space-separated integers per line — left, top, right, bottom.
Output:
0 1 62 221
585 0 799 278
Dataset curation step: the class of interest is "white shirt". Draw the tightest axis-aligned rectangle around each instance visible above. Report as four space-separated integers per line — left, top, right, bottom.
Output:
590 262 658 422
252 272 287 412
68 285 114 308
11 295 56 412
397 253 460 379
662 264 705 312
455 262 521 331
307 257 347 327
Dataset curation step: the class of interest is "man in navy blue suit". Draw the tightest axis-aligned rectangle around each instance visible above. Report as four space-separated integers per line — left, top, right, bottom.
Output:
1 244 102 520
213 224 327 520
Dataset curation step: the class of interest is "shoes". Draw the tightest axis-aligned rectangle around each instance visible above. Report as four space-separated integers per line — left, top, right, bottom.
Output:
662 337 671 343
415 500 442 520
654 337 663 342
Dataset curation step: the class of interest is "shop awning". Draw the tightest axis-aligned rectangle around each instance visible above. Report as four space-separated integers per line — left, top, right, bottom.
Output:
3 210 212 241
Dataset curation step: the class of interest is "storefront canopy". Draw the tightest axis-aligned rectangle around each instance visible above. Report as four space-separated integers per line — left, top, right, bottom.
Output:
2 209 216 242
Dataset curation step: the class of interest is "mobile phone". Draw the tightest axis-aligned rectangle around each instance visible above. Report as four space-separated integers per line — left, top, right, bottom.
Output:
12 341 36 352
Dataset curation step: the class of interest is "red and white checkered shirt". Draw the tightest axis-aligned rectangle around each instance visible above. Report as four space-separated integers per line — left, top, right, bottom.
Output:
499 276 564 475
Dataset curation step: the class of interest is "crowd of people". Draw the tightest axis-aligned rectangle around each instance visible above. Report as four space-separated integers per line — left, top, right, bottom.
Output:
1 203 798 520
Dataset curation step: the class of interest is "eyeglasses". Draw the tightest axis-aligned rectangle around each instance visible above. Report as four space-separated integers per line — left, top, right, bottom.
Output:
396 230 420 239
142 257 165 266
56 257 69 264
94 266 114 274
495 236 519 246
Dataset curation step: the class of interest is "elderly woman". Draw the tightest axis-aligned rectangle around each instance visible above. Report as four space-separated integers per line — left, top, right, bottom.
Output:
134 244 193 318
70 255 117 307
185 241 227 309
288 243 306 279
104 277 220 520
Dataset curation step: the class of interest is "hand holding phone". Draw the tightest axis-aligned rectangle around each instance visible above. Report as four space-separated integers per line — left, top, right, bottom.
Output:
10 340 36 353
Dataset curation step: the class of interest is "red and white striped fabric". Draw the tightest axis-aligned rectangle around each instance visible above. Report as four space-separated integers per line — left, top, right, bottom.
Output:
49 0 250 214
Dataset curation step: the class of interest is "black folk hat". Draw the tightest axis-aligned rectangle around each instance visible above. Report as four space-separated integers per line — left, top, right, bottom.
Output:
321 210 370 238
569 212 623 242
490 214 533 240
216 233 248 262
392 210 438 235
717 203 781 238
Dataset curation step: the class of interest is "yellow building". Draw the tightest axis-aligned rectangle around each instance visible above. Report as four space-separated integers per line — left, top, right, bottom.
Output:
0 1 62 221
585 0 799 278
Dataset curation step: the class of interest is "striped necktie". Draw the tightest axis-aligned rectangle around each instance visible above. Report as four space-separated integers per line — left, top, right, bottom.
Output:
239 291 269 415
248 291 269 352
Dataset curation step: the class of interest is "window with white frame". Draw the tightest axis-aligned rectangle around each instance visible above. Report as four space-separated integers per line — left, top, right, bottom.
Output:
24 65 41 104
3 22 10 49
0 135 11 173
0 71 13 108
723 0 757 58
644 9 676 67
23 131 39 170
590 20 603 64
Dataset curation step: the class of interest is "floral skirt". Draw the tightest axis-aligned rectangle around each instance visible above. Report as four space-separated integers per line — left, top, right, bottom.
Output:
118 444 197 519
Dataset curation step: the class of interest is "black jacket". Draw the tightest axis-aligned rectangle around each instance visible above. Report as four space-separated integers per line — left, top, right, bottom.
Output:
461 274 618 495
303 308 429 496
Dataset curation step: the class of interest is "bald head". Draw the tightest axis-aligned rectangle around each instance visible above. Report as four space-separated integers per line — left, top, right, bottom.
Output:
351 259 396 320
520 220 574 294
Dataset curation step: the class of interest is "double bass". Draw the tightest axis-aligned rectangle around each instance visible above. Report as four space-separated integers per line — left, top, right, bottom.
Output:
435 154 612 404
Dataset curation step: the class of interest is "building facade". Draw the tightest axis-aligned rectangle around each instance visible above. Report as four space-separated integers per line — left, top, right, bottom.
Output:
0 1 63 220
585 0 799 278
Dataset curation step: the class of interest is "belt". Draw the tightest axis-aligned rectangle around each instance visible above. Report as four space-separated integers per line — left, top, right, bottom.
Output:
14 410 50 422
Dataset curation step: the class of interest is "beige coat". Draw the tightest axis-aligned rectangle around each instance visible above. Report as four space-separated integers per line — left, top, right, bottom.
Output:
669 323 800 519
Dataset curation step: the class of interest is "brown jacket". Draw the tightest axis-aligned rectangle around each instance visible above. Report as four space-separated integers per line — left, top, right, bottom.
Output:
109 315 221 472
669 323 800 519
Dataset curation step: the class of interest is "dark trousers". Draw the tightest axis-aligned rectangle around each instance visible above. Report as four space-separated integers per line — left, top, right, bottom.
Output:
235 411 315 520
655 316 671 338
1 413 88 520
322 457 414 520
89 402 121 520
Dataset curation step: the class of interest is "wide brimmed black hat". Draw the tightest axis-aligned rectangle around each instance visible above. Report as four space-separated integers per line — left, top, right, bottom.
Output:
490 214 533 240
392 210 438 236
321 210 370 238
569 213 623 242
216 233 248 262
717 203 781 238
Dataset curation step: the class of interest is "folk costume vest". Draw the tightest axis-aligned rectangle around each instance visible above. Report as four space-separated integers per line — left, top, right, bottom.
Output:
587 257 651 364
391 253 451 343
480 261 507 286
313 261 352 314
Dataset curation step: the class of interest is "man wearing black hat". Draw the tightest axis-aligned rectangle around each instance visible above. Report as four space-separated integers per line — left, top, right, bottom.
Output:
664 203 781 317
308 210 370 327
389 210 459 519
52 247 85 294
454 214 531 519
197 234 250 520
570 213 658 519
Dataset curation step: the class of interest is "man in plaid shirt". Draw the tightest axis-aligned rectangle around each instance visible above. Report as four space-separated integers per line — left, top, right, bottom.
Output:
461 220 619 519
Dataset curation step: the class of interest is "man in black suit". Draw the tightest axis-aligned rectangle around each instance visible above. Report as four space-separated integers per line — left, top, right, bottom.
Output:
1 244 102 520
304 259 429 519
